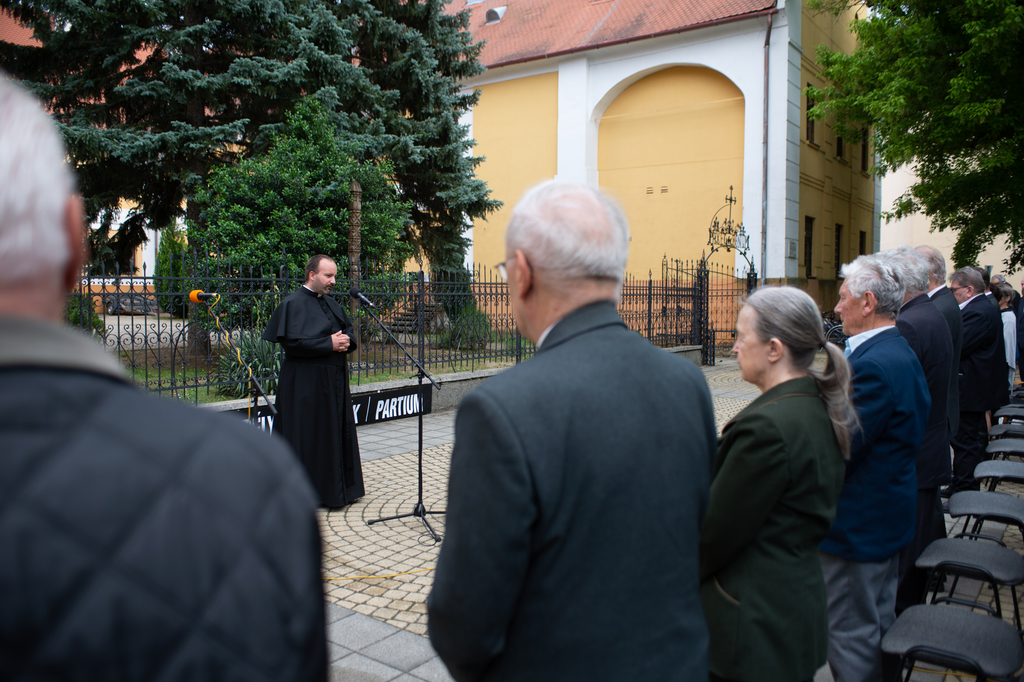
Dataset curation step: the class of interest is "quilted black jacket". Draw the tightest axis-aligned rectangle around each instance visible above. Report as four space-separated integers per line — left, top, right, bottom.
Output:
0 317 327 681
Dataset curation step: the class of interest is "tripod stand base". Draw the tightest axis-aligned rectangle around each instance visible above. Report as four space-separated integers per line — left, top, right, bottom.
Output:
368 503 446 543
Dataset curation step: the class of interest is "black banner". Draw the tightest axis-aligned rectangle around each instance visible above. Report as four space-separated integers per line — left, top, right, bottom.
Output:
352 384 432 426
227 384 432 431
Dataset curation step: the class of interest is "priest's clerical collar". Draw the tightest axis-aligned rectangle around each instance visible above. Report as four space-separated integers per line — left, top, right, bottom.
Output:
301 285 322 298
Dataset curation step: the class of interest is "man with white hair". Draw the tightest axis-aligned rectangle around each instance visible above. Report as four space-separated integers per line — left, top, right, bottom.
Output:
822 254 929 682
0 76 327 679
915 245 962 436
880 246 953 615
428 180 716 681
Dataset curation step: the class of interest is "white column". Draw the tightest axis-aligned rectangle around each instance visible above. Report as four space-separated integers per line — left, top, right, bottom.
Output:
555 56 590 184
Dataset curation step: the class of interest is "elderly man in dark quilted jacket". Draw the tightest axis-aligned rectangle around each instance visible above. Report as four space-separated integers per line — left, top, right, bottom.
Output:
0 75 327 680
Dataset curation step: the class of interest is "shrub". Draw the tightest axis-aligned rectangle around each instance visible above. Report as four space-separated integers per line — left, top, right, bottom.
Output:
66 293 106 337
438 305 491 350
154 224 189 317
217 331 280 399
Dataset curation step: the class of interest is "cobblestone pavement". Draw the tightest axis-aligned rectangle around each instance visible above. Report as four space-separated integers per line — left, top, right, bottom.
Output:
322 357 1024 682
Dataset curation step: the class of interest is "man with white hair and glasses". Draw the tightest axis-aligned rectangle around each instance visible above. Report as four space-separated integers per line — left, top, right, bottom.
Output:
428 180 716 681
822 254 930 682
948 266 1007 493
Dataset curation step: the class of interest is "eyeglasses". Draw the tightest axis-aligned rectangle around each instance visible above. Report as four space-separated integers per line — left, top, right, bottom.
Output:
949 285 967 293
495 256 533 282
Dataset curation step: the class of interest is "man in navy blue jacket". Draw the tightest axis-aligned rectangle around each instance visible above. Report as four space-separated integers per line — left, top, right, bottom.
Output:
822 254 930 682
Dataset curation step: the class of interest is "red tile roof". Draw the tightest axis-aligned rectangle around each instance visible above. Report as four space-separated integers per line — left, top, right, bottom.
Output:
0 10 39 47
453 0 777 68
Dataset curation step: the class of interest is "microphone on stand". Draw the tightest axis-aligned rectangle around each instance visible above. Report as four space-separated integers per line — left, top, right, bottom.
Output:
189 290 218 303
349 287 376 308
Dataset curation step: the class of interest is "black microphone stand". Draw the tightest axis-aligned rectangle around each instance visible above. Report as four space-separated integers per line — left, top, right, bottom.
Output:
353 290 445 543
244 369 277 425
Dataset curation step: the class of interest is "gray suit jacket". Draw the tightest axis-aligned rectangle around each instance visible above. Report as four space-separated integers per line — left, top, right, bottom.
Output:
428 301 716 682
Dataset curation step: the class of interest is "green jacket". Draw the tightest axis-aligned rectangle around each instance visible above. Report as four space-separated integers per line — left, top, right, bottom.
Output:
700 376 845 682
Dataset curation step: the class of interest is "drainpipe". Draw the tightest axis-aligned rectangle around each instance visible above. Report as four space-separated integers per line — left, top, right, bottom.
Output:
761 12 772 286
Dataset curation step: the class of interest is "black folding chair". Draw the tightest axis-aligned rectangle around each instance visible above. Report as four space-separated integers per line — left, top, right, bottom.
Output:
882 604 1024 682
948 491 1024 544
916 536 1024 629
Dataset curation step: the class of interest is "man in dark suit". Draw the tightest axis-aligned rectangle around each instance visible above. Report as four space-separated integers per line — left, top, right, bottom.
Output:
427 181 717 682
822 254 929 682
916 245 962 436
976 266 1000 308
883 247 953 615
949 267 1007 492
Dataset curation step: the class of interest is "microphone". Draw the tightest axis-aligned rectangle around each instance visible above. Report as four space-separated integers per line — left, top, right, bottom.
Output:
349 287 375 308
189 290 218 303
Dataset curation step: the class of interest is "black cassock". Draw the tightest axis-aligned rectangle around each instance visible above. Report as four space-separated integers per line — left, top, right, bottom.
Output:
262 286 364 506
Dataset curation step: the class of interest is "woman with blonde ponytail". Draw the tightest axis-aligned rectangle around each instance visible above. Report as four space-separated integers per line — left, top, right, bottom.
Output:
699 286 857 682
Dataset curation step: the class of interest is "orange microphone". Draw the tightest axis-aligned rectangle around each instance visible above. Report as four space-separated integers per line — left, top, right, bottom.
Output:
189 290 217 303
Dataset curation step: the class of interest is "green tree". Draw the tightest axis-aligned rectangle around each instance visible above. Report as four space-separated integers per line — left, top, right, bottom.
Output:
188 98 414 276
0 0 498 271
341 0 501 271
807 0 1024 267
154 220 188 316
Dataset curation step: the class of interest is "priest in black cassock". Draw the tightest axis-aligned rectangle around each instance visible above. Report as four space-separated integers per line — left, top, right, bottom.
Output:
263 254 364 507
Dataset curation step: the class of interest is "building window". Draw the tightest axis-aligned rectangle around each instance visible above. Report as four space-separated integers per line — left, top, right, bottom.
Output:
859 230 867 255
861 132 869 172
806 86 815 144
836 135 844 159
805 217 815 278
834 224 843 278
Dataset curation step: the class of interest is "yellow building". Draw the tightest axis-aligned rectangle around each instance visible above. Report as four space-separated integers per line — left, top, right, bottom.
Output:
456 0 876 307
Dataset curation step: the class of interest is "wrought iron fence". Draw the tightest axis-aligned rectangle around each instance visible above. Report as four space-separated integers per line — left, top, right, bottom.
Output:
663 257 758 364
64 251 754 405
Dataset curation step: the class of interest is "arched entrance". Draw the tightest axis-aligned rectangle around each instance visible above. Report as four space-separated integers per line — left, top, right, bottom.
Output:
597 66 745 274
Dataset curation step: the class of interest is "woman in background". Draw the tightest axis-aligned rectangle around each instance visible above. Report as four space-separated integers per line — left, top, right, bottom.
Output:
700 287 857 682
994 281 1017 393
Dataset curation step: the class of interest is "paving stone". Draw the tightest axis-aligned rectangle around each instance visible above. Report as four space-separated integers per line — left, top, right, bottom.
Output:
408 657 455 682
328 642 353 663
326 602 355 624
330 653 403 682
405 622 428 636
360 631 437 672
328 612 399 651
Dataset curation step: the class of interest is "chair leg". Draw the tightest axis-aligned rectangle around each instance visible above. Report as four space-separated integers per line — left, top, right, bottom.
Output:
922 568 938 605
895 654 911 682
1013 584 1021 631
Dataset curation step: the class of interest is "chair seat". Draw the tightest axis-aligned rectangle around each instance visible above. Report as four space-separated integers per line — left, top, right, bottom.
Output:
948 491 1024 527
916 538 1024 586
881 605 1024 680
988 424 1024 440
987 438 1024 457
994 405 1024 421
976 460 1024 486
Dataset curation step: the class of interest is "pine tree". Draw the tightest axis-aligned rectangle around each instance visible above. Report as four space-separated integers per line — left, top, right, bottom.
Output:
336 0 501 272
1 0 497 271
